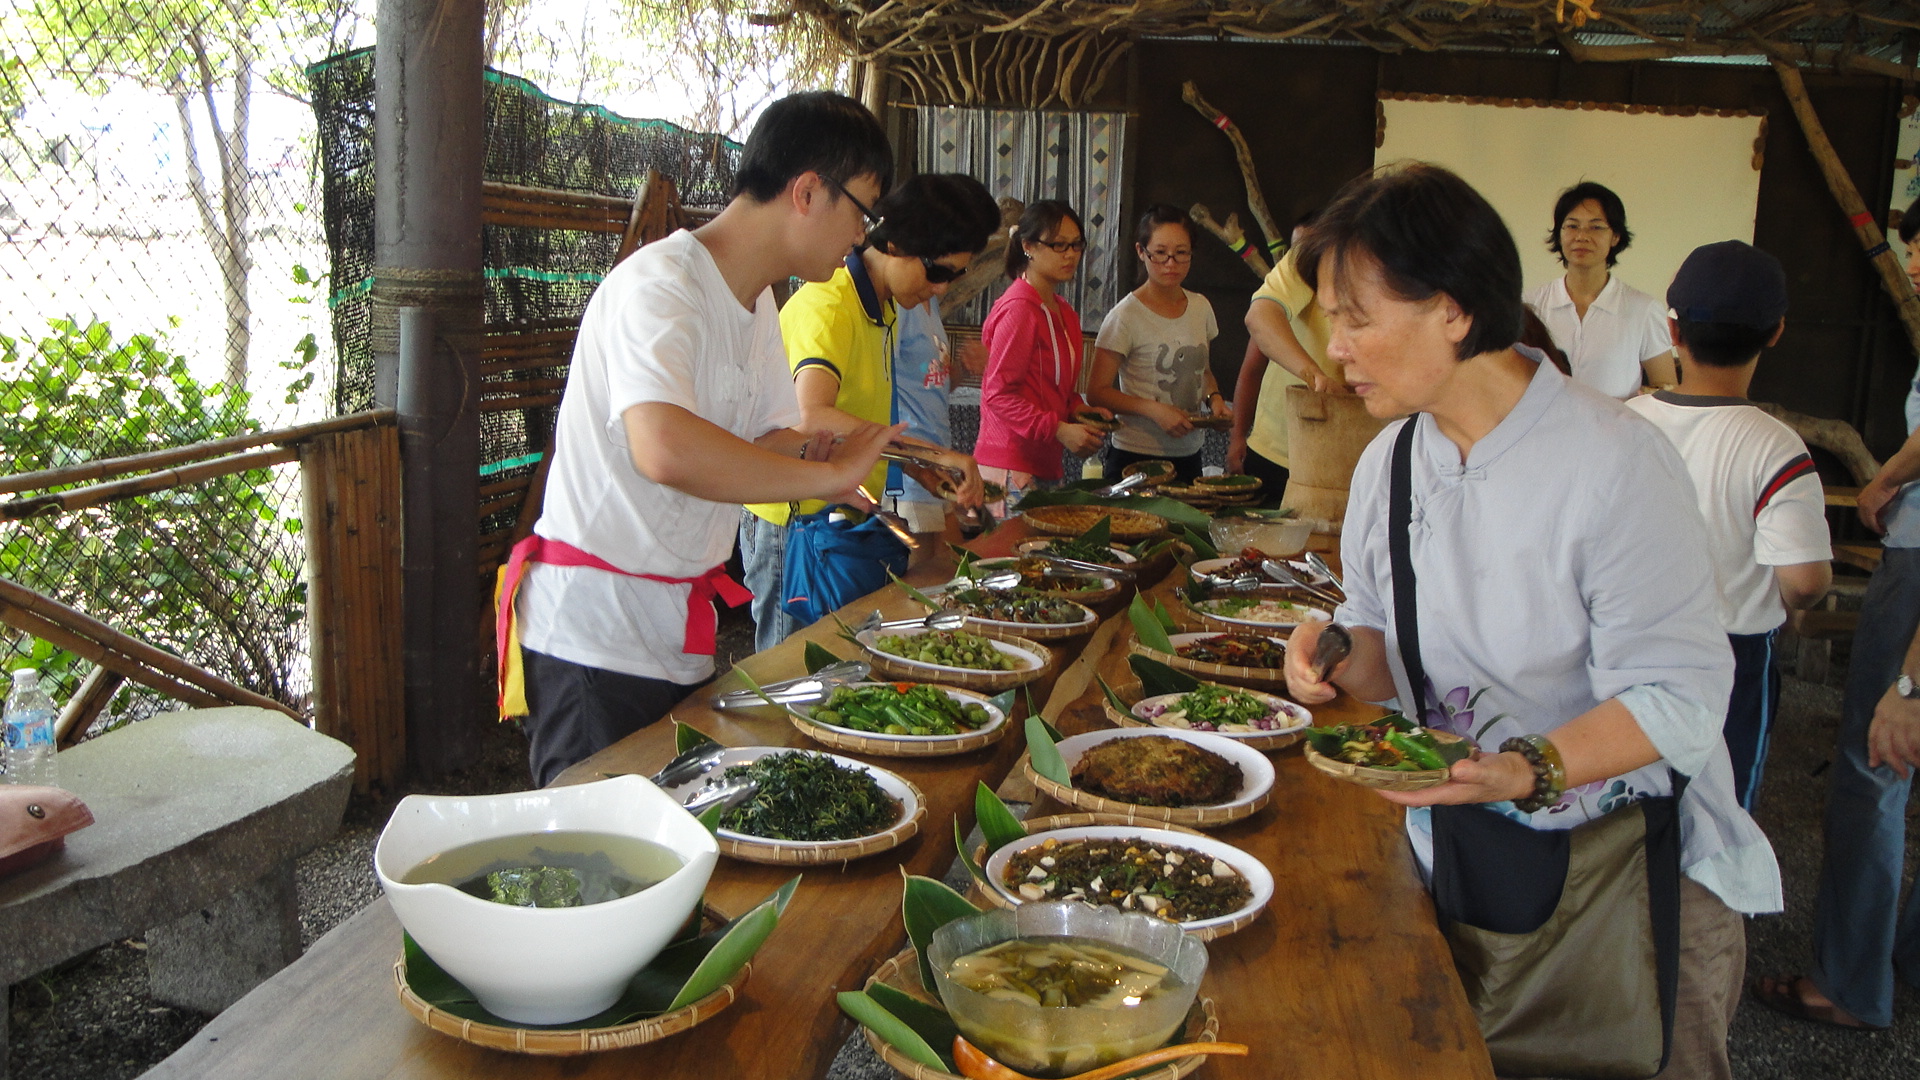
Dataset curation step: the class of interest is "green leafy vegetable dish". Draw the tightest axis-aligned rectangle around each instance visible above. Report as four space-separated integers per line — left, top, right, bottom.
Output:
875 630 1022 671
709 752 901 842
809 683 992 737
1031 536 1127 565
1305 715 1474 772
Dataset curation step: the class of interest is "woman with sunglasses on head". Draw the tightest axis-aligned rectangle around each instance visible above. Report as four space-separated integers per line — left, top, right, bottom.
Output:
974 200 1114 512
1523 181 1676 399
739 173 998 651
1088 204 1227 483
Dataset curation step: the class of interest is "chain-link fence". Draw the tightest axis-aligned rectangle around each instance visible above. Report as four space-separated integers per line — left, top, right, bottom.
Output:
0 7 352 732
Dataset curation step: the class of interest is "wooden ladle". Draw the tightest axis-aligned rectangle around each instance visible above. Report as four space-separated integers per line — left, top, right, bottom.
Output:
952 1034 1249 1080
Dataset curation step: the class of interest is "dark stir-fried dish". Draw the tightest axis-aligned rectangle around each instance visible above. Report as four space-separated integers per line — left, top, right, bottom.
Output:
710 752 901 841
1071 735 1244 807
1173 633 1285 668
1003 835 1253 923
940 585 1089 625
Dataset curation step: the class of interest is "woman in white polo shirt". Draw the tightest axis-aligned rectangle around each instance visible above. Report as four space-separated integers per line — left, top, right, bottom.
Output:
1523 182 1676 399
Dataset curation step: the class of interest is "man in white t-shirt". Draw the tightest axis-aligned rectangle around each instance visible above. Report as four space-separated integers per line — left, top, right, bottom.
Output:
497 92 905 785
1626 240 1832 810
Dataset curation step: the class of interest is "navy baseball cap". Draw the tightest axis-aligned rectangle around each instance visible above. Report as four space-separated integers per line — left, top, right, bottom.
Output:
1667 240 1787 329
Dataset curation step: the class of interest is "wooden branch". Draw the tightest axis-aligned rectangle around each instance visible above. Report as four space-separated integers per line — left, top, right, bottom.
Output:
55 666 125 748
0 409 392 496
0 577 297 719
1190 203 1272 279
482 181 632 233
1753 402 1881 486
1566 38 1920 82
1 445 299 522
1770 58 1920 359
1181 82 1284 261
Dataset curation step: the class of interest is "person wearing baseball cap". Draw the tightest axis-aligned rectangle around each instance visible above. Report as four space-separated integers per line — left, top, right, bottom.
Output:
1628 240 1832 818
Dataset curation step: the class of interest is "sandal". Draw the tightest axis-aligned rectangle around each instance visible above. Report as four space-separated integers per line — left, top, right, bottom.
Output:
1750 974 1885 1032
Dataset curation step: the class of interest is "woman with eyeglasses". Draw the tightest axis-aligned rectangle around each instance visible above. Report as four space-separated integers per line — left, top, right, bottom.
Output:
1522 182 1676 400
739 172 998 651
975 200 1114 511
1087 204 1228 483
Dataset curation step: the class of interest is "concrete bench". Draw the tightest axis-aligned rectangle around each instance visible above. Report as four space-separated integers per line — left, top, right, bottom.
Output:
0 706 354 1077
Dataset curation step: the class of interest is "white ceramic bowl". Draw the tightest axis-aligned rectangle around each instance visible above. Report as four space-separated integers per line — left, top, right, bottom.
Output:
983 825 1274 935
855 626 1049 679
374 775 719 1025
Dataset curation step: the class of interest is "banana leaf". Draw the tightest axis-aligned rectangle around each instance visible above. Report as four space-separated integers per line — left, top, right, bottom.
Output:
866 983 962 1071
1095 673 1134 717
1025 714 1070 787
675 721 719 756
888 570 943 613
1012 487 1211 530
902 872 982 994
837 991 951 1073
987 688 1017 717
697 802 726 836
975 781 1027 853
953 816 985 883
400 875 801 1029
1128 594 1174 655
1077 515 1112 550
1129 655 1201 697
803 642 842 675
1176 522 1219 560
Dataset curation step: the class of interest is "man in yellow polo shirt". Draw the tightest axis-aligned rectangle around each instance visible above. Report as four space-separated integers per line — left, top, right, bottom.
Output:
1227 218 1347 494
739 173 998 651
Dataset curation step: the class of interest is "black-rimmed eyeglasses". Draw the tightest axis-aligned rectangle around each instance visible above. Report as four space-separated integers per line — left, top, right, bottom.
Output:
822 174 885 233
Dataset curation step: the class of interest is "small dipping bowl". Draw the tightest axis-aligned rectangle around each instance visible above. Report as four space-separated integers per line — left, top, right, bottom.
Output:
374 774 719 1025
928 903 1207 1078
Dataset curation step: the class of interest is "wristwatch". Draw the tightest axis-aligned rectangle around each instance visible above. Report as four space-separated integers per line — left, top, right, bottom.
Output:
1897 674 1920 700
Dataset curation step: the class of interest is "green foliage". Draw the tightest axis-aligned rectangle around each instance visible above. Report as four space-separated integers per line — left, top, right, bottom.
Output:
0 318 305 715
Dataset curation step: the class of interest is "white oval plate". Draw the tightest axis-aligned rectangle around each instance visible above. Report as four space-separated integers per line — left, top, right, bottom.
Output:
1052 728 1275 813
1188 596 1333 630
1013 538 1141 565
1131 689 1310 738
855 626 1049 678
983 825 1274 935
1189 557 1332 587
922 582 1098 635
1158 631 1289 671
793 682 1007 743
659 746 919 849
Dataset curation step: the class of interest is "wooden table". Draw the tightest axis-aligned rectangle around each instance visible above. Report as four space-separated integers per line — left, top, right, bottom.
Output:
145 525 1492 1080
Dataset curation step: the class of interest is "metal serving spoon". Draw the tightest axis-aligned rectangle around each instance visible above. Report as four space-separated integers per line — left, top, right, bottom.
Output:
1312 623 1354 683
1260 559 1344 606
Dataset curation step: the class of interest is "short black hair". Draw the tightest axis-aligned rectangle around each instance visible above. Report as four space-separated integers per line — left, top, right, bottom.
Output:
1004 200 1084 279
1294 162 1525 363
1674 319 1774 368
1547 181 1632 267
1900 194 1920 244
730 92 893 204
1132 204 1195 251
866 173 1001 258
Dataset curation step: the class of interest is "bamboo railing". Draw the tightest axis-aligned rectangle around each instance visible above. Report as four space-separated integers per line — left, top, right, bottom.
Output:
0 410 404 796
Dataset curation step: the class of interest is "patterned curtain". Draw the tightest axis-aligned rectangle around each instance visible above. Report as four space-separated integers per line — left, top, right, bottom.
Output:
917 106 1131 328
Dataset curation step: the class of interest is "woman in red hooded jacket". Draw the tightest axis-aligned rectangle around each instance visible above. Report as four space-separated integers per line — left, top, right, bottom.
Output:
975 200 1113 511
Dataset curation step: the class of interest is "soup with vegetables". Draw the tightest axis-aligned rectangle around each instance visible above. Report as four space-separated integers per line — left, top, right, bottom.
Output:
402 831 683 908
947 938 1176 1009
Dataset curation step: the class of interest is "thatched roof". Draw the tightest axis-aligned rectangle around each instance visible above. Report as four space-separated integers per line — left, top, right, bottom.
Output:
769 1 1918 108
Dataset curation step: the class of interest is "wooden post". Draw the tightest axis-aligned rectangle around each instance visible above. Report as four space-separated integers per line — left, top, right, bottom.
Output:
1771 58 1920 357
300 423 406 797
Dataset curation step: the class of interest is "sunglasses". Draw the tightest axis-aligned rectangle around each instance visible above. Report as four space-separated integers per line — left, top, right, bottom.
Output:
920 257 966 285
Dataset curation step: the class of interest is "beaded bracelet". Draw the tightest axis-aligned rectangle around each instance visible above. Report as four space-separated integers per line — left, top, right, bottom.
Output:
1501 733 1567 813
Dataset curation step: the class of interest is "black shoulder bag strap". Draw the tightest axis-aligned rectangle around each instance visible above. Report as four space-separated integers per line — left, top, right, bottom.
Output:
1388 415 1427 720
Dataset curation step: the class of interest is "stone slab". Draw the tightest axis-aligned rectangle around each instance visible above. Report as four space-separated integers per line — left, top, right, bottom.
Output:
146 858 303 1014
0 707 354 987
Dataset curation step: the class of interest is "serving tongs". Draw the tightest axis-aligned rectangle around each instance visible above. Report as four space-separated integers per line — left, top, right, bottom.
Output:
1260 559 1343 606
1025 553 1135 581
1312 623 1354 683
681 775 759 817
712 659 871 710
1092 471 1152 498
853 607 970 635
880 440 968 489
856 485 920 551
957 568 1026 592
1304 551 1344 593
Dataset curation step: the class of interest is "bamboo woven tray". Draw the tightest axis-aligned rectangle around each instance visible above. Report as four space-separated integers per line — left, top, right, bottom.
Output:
1127 634 1291 692
718 774 928 864
911 583 1099 643
859 948 1219 1080
1022 763 1271 829
1021 504 1168 541
963 814 1268 942
788 685 1009 758
857 628 1053 692
1102 678 1306 753
393 904 749 1055
1303 730 1465 792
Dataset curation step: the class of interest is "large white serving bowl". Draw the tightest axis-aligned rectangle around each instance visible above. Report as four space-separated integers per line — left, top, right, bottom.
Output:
374 774 719 1026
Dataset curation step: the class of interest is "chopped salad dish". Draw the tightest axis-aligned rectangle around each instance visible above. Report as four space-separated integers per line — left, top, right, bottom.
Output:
1001 835 1254 923
1305 715 1474 772
1131 684 1303 734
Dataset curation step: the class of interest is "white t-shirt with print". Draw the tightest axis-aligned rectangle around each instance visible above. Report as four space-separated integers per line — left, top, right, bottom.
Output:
1625 392 1832 635
1524 274 1672 401
1094 290 1218 457
518 229 801 684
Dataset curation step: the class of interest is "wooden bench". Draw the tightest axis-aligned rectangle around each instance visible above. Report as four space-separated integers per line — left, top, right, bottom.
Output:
0 706 354 1078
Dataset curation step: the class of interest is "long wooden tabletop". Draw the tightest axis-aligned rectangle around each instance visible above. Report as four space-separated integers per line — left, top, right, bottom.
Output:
146 524 1492 1080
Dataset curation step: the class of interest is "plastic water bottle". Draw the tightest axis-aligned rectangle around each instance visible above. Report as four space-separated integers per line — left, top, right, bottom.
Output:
3 668 58 787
